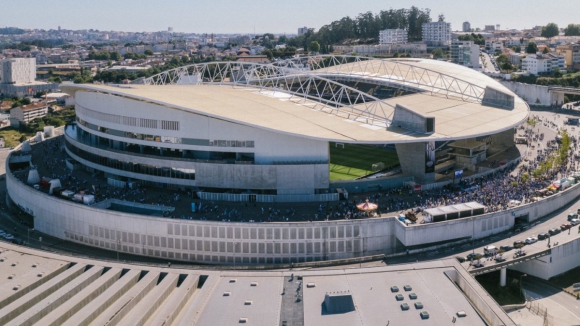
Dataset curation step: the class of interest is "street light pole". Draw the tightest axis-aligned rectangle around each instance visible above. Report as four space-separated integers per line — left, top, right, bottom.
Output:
472 217 475 255
520 273 528 300
234 242 237 270
117 239 120 262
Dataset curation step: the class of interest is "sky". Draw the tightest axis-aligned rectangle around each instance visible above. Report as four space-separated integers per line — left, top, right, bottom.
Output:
2 0 579 34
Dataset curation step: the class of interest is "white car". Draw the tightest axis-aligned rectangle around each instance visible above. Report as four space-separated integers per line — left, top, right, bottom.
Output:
495 255 506 262
571 218 580 226
525 236 538 244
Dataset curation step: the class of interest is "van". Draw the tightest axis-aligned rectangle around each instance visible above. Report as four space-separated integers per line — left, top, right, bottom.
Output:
483 245 498 255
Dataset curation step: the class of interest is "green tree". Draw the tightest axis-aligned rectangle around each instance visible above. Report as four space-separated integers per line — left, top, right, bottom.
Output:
144 49 154 55
553 68 563 77
526 42 538 54
431 48 444 59
542 47 550 54
109 51 121 61
263 49 273 60
564 24 580 36
438 14 445 22
541 23 559 38
308 41 320 53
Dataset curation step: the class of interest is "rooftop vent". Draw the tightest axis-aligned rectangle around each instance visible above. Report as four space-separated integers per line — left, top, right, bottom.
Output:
456 311 467 318
395 294 404 301
391 286 399 293
239 317 248 323
32 263 38 268
323 291 355 314
307 283 315 288
403 285 412 291
13 285 20 291
223 292 231 296
414 302 424 309
37 272 44 277
8 274 15 279
244 300 252 305
401 303 410 311
11 262 18 267
229 279 237 283
420 311 430 320
409 293 418 300
250 282 258 287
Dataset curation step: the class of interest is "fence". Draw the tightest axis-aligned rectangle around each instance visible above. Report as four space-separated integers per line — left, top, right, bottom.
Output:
197 192 339 203
526 301 554 326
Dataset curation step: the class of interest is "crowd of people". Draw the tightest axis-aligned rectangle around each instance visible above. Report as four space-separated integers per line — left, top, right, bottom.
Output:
11 113 580 224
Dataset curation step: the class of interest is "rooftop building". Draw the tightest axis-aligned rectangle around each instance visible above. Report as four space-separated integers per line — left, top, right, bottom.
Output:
379 29 408 44
422 21 452 46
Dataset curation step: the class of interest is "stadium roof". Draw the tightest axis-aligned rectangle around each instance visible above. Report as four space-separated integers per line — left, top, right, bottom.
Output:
62 57 529 144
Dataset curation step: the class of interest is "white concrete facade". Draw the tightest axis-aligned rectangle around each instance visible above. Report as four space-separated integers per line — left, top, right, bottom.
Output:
0 58 36 84
378 29 408 44
451 41 480 68
421 21 452 46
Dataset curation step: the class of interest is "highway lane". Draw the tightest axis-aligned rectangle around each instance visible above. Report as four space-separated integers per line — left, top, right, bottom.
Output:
522 278 580 325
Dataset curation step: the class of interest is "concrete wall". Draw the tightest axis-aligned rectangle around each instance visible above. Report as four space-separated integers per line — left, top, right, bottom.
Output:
501 81 565 106
395 142 434 184
511 237 580 280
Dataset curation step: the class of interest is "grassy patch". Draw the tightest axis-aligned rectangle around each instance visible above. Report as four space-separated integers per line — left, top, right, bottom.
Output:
0 129 35 147
329 143 399 180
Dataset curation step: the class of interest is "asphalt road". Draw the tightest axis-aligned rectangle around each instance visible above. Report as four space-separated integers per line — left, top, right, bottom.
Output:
522 278 580 325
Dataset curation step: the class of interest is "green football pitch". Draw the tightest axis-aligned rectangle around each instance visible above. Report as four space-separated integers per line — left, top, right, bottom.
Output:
329 143 399 180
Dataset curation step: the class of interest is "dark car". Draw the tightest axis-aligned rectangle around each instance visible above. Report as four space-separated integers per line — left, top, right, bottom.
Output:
538 232 550 240
466 252 483 261
500 245 513 252
549 228 561 236
513 240 525 248
11 238 23 245
561 223 572 230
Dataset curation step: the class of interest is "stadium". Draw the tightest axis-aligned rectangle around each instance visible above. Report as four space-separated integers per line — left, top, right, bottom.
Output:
5 56 532 265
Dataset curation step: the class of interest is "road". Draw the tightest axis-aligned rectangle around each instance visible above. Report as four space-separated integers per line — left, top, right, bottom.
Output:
481 51 499 73
522 278 580 325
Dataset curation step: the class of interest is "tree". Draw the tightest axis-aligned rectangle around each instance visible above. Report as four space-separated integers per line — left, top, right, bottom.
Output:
553 68 563 77
542 47 550 54
541 23 559 38
144 49 154 55
564 24 580 36
431 48 444 59
308 41 320 53
438 14 445 22
109 51 121 61
526 42 538 54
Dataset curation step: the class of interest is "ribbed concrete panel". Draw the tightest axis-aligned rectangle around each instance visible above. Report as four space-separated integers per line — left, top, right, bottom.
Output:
0 263 86 325
5 266 104 326
173 275 220 326
0 259 69 308
88 271 160 326
62 269 141 326
117 273 179 326
145 274 199 326
36 267 122 326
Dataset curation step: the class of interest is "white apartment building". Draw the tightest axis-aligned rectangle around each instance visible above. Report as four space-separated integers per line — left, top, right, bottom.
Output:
379 29 408 44
522 53 566 75
0 58 36 84
297 27 309 35
10 102 48 125
422 21 452 46
462 22 471 32
450 41 480 68
485 40 504 53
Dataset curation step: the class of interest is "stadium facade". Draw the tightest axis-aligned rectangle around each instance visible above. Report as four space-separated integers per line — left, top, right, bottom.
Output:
60 56 529 201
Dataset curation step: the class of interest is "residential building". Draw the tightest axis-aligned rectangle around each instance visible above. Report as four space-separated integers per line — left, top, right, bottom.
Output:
556 44 580 69
485 40 504 53
353 43 427 56
297 27 309 36
462 22 471 32
522 52 566 75
422 21 452 46
451 41 480 68
0 58 36 84
10 102 48 125
379 29 408 44
484 25 496 32
509 53 523 67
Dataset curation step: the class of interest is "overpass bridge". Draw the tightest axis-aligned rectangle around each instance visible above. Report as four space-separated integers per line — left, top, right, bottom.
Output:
467 248 552 276
548 86 580 96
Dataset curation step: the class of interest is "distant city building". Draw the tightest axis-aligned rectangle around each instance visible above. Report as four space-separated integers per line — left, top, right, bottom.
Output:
522 52 566 75
462 22 471 32
379 29 408 44
0 58 57 97
297 27 309 35
556 44 580 69
0 58 36 84
450 41 480 68
422 21 452 46
485 40 504 53
168 27 173 32
484 25 496 32
353 43 427 56
10 102 48 125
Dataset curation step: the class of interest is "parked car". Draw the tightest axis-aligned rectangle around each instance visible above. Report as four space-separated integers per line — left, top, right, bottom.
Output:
466 252 483 261
568 213 578 221
549 228 561 236
525 236 538 244
500 245 513 252
11 238 23 245
561 223 572 230
495 255 506 262
456 256 466 263
513 240 525 248
2 234 14 241
538 232 550 240
571 219 580 226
